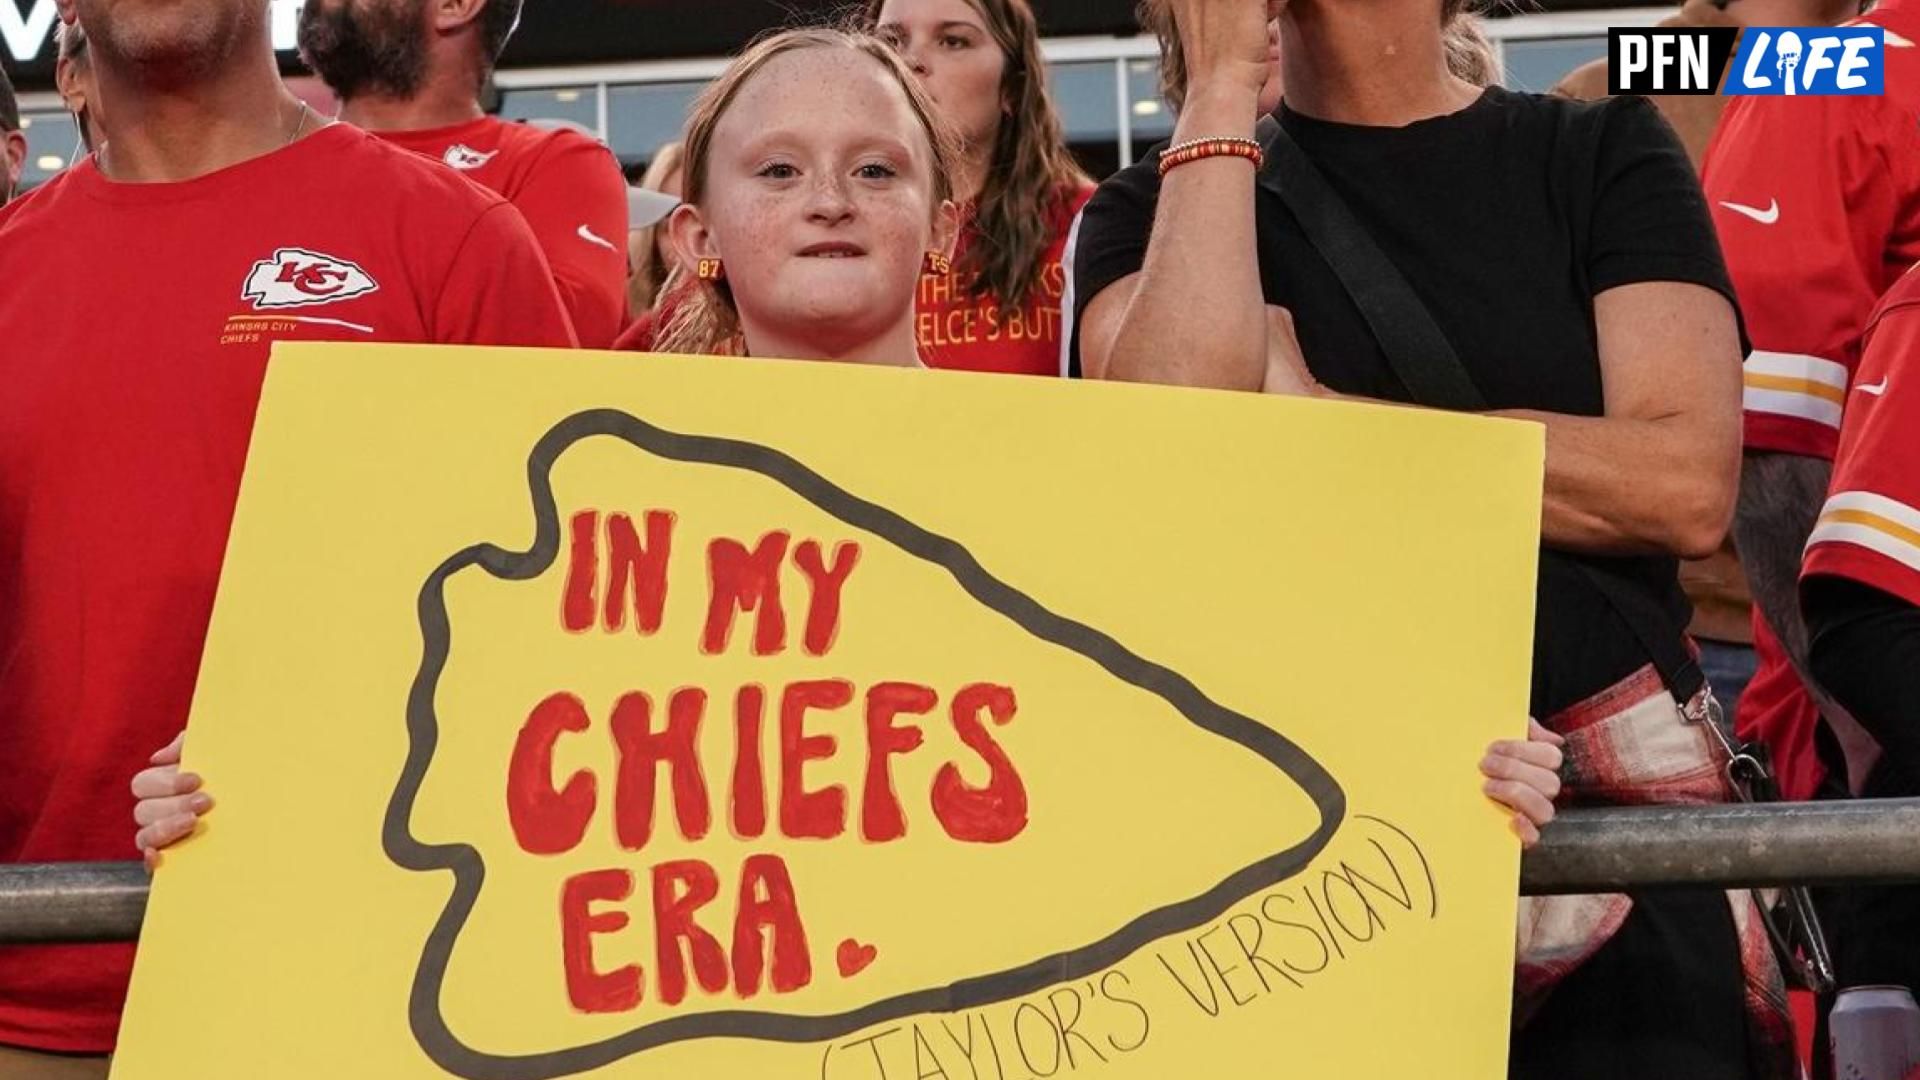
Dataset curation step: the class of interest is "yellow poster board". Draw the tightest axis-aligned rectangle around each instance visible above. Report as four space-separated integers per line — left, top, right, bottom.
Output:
113 343 1544 1079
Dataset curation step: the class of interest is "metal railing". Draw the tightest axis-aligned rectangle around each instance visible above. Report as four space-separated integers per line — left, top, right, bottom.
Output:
5 800 1920 944
1521 798 1920 894
1 862 149 945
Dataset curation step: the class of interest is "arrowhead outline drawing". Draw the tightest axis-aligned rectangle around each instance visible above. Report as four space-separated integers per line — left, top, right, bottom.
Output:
384 408 1348 1079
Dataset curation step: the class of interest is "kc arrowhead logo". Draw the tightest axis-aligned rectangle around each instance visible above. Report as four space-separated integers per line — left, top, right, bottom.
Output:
386 409 1348 1080
443 144 499 171
242 247 380 311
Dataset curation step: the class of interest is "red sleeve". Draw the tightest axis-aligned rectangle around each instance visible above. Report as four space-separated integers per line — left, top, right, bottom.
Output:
507 136 632 349
621 277 696 354
1704 91 1920 460
433 203 579 348
1804 287 1920 609
613 309 657 352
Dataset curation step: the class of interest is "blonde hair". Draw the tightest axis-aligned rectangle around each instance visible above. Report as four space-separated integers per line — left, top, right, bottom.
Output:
1139 0 1502 111
1443 16 1502 88
654 28 959 357
626 141 686 316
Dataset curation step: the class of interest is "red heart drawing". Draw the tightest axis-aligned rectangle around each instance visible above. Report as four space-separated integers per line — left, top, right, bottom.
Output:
836 938 879 978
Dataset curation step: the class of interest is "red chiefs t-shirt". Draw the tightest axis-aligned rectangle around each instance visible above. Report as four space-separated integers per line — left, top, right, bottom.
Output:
377 116 631 349
0 123 574 1053
917 185 1092 376
1701 1 1920 795
1805 266 1920 606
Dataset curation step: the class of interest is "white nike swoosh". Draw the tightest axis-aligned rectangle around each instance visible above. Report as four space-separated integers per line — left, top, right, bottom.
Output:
577 224 617 252
1719 199 1780 225
1857 378 1890 396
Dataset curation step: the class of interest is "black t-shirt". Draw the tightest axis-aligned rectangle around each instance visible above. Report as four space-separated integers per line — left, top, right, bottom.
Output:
1071 88 1739 719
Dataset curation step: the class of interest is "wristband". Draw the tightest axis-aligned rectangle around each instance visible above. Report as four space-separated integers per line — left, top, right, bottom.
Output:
1157 136 1264 177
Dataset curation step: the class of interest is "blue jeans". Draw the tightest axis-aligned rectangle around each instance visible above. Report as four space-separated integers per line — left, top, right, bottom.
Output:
1698 639 1758 726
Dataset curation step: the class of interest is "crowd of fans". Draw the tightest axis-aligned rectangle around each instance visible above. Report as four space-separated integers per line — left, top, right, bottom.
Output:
1 0 1917 1075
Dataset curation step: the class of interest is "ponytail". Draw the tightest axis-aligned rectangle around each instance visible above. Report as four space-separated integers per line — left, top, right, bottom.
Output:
652 268 746 357
1444 13 1503 87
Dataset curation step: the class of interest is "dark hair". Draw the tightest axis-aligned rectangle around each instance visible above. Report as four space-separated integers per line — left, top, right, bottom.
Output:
478 0 522 67
0 63 19 135
865 0 1090 310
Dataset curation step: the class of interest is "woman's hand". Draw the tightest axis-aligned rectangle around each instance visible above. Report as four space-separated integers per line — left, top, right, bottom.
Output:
1261 305 1328 397
1482 719 1566 848
132 731 212 872
1170 0 1284 102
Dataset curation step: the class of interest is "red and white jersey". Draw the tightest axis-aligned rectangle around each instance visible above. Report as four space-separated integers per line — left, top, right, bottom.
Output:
1702 0 1920 797
1805 265 1920 606
0 122 573 1054
1703 0 1920 460
378 116 631 349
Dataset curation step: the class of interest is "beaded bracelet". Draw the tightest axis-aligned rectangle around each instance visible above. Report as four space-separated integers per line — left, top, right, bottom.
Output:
1157 136 1264 177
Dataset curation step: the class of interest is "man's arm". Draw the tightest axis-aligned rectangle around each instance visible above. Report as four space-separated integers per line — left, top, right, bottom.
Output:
511 136 633 350
435 203 578 348
1807 577 1920 783
1733 447 1903 804
1730 450 1888 795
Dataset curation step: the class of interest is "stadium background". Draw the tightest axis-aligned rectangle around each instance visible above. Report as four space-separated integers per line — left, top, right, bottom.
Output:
1 0 1666 190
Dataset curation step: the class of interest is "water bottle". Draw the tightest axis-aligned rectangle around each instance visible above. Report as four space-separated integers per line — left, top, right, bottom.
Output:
1831 985 1920 1080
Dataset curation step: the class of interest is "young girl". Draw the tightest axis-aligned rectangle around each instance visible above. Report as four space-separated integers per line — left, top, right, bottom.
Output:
866 0 1093 376
648 29 958 362
132 26 1564 930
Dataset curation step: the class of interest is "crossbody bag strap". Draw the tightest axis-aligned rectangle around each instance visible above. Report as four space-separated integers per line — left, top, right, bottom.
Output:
1254 115 1706 704
1255 116 1486 412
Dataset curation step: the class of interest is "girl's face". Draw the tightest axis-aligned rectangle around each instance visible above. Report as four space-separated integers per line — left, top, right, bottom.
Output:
672 47 957 355
874 0 1009 155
